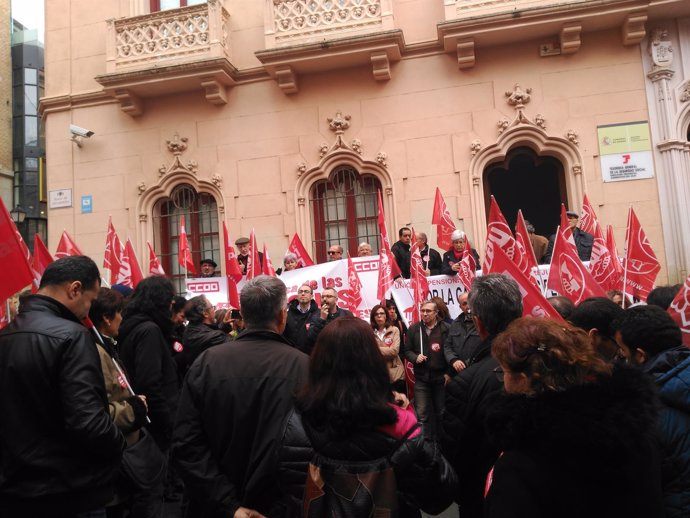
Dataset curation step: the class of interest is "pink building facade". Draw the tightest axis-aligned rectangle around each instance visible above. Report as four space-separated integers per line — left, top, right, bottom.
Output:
41 0 690 287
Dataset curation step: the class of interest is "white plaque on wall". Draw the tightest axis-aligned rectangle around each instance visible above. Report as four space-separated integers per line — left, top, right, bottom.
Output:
49 189 73 209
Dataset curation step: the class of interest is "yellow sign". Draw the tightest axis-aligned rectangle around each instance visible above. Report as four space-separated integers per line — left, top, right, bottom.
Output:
597 121 651 155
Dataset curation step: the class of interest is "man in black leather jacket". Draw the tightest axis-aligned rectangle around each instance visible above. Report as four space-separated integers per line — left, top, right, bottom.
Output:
0 256 125 516
179 294 230 374
542 211 593 264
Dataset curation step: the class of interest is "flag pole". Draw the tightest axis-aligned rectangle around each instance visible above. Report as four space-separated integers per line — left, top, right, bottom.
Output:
622 207 631 305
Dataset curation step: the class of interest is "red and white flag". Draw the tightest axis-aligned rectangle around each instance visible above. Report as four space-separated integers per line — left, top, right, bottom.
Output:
178 215 197 275
33 234 54 278
579 194 598 235
547 226 607 305
490 241 563 320
55 230 83 259
262 242 277 277
222 222 243 283
623 208 660 301
287 233 314 268
606 224 624 290
558 204 577 248
147 242 165 276
668 274 690 347
514 209 539 283
246 229 262 280
431 188 457 251
589 224 621 292
346 254 363 314
483 196 516 273
376 190 400 302
457 236 477 292
103 216 123 285
0 198 35 303
409 228 430 323
117 239 144 288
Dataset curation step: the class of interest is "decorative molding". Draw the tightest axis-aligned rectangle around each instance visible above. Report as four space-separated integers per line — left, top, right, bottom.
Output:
371 51 391 81
319 143 329 158
565 129 579 145
211 173 222 187
350 139 363 155
385 186 393 196
328 112 351 133
472 175 481 186
456 38 475 69
560 23 581 55
160 133 199 177
376 151 388 168
139 213 148 222
166 133 188 154
297 162 307 176
622 12 648 46
470 139 482 156
648 27 673 70
137 181 147 194
275 65 298 94
113 89 144 117
680 81 690 103
535 114 546 129
297 197 306 206
505 83 532 112
572 164 582 176
497 118 510 135
200 76 228 105
647 67 674 83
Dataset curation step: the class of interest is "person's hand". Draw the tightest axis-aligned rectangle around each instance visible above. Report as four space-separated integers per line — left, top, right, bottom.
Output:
451 262 461 272
234 507 266 518
444 374 452 385
137 395 148 412
222 312 234 324
416 354 427 364
320 304 329 320
453 360 466 372
424 269 431 277
392 391 409 409
240 263 246 274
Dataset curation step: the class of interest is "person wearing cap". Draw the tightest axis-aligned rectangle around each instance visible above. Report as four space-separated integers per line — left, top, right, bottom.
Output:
541 210 593 264
199 258 219 278
235 237 263 276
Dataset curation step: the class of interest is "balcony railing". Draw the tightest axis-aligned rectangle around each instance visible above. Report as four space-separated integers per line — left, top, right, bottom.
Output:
444 0 585 21
105 0 230 73
265 0 394 48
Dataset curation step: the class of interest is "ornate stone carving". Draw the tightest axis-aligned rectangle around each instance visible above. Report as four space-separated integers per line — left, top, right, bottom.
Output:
211 173 222 187
297 197 306 206
376 152 387 168
137 181 146 194
470 139 482 156
572 164 582 176
166 133 188 155
328 112 351 134
139 213 148 222
680 81 690 103
160 133 198 177
319 143 329 158
648 28 673 69
351 139 363 155
385 187 393 196
565 130 579 145
535 114 546 129
472 175 480 186
456 38 475 69
497 118 510 135
505 84 532 111
297 162 307 177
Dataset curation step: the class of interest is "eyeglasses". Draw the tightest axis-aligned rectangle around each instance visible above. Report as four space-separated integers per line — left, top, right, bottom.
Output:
297 289 312 294
493 367 504 383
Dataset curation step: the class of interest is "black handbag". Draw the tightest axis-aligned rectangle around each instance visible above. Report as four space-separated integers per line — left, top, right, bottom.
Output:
120 428 167 490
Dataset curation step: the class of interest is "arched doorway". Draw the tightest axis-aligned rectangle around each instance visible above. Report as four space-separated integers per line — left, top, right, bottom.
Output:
483 147 566 238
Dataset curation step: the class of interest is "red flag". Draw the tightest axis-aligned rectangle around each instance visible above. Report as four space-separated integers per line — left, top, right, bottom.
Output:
178 215 197 275
117 239 144 288
287 233 314 268
147 241 165 276
222 222 243 282
623 208 661 301
606 225 624 286
409 228 430 323
262 242 277 277
33 234 54 277
376 191 399 302
346 254 363 313
0 198 35 302
404 358 416 401
246 229 262 280
547 226 607 305
490 243 564 320
514 210 539 282
559 204 577 248
483 196 516 273
103 216 123 285
589 224 621 292
431 188 457 251
668 274 690 347
458 236 476 291
579 194 598 235
55 230 83 259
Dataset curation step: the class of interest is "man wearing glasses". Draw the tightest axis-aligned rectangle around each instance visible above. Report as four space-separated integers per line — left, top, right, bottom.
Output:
403 300 451 439
284 284 319 353
326 244 343 262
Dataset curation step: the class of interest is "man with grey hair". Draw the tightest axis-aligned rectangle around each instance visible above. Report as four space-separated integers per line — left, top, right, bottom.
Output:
173 276 309 518
178 295 231 375
415 232 443 275
357 242 372 257
441 229 480 275
327 244 343 262
442 273 523 518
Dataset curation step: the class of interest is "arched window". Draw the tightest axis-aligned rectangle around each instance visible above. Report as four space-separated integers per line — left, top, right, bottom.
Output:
153 184 219 293
310 167 381 262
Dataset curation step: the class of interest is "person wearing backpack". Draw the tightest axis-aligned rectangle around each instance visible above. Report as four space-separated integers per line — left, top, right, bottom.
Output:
278 317 457 517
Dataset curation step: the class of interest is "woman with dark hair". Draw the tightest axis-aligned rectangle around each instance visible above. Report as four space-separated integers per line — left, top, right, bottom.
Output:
278 317 457 517
370 304 405 393
117 276 178 517
386 299 406 339
431 296 453 324
89 288 148 517
485 317 664 518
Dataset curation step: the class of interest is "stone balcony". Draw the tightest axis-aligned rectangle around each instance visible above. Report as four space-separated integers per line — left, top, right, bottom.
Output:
442 0 584 21
257 0 403 94
96 0 237 116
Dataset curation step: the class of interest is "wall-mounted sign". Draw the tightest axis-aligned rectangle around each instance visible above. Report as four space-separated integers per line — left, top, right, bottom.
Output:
49 189 73 209
81 195 93 214
597 121 654 183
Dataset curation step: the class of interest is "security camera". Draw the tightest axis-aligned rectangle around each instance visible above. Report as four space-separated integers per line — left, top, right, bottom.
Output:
70 124 94 138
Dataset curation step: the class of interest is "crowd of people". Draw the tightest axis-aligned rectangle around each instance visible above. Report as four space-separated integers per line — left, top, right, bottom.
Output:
1 244 688 518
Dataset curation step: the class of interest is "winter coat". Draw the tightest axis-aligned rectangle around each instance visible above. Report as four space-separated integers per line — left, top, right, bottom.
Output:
172 329 309 518
441 248 481 275
118 313 179 450
403 321 451 382
304 306 354 354
375 325 405 383
542 227 593 263
484 366 665 518
277 407 458 517
440 336 502 518
283 299 319 353
420 246 443 275
180 321 231 374
0 295 125 515
392 240 411 279
444 313 481 368
642 346 690 518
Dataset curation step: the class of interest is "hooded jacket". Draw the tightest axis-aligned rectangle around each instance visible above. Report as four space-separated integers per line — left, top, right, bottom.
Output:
484 366 664 518
0 295 125 514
